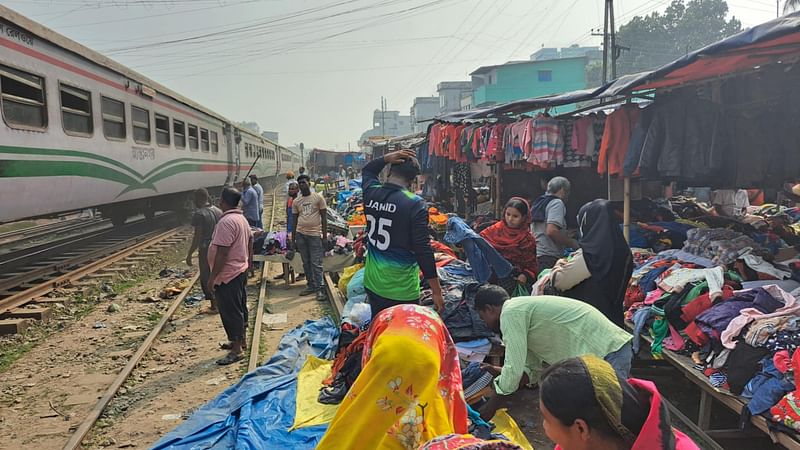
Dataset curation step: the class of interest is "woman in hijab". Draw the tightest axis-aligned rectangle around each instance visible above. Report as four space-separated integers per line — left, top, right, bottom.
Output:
317 304 468 450
538 199 632 325
540 355 699 450
480 198 538 295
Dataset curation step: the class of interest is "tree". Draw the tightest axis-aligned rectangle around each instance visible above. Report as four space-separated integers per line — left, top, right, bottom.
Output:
585 61 604 88
616 0 742 76
786 0 800 13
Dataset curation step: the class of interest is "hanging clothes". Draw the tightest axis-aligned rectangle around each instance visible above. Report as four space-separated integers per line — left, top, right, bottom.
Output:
598 103 641 177
571 115 596 156
528 114 563 169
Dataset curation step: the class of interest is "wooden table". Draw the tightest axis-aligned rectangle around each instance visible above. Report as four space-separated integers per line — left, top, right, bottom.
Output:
630 324 800 449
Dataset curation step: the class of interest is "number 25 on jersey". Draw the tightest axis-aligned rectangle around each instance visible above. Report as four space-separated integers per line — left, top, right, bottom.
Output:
366 214 392 251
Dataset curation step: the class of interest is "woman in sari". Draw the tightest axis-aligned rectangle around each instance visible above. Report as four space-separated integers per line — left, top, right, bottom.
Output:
480 198 538 295
539 355 699 450
317 304 468 450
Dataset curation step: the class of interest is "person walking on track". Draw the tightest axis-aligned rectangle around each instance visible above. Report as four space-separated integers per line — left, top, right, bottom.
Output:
207 187 253 365
249 174 265 229
292 174 328 301
186 188 222 312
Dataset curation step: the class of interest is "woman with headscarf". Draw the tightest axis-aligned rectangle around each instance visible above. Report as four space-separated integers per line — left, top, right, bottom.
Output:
539 355 699 450
480 198 538 295
539 199 632 326
317 304 468 450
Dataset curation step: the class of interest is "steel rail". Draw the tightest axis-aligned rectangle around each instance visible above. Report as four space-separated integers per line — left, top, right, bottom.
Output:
61 273 200 450
248 186 278 372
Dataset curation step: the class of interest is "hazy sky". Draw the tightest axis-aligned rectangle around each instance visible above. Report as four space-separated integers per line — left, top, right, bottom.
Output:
5 0 777 149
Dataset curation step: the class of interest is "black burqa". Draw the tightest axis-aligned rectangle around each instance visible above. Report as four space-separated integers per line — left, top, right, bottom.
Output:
563 199 633 326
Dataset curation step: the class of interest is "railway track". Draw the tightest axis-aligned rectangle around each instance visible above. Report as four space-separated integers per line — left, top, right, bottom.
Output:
0 216 107 248
55 184 281 449
0 215 186 333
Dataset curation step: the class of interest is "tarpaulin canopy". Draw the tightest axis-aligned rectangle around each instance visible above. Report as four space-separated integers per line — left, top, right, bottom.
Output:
152 318 339 450
436 87 609 121
436 11 800 122
603 10 800 95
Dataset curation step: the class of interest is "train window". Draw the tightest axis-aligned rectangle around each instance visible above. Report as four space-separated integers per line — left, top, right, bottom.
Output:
188 124 198 150
210 131 219 153
59 84 92 136
200 128 209 152
173 119 185 149
131 106 151 144
101 96 126 140
154 114 170 147
0 64 47 129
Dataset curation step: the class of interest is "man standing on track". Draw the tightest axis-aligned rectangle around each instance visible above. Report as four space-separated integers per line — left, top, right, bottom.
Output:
292 174 328 301
361 149 444 318
207 188 252 365
249 174 264 229
241 178 261 229
186 188 222 312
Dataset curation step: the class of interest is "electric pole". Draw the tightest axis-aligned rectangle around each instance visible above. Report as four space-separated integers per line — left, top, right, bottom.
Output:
380 96 386 137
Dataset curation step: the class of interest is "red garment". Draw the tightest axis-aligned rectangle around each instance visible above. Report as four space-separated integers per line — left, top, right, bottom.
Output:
324 331 367 385
684 321 710 346
771 349 800 429
479 198 537 280
774 350 791 373
680 285 735 323
428 123 442 156
430 240 457 258
598 104 641 176
555 378 699 450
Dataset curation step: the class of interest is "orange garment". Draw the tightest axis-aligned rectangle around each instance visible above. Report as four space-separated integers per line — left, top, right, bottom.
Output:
598 104 641 177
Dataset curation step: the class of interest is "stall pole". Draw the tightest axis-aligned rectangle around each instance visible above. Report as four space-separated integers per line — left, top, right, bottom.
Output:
623 176 631 243
495 164 503 218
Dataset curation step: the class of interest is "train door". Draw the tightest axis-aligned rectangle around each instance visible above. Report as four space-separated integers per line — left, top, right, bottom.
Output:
223 124 236 185
276 148 282 175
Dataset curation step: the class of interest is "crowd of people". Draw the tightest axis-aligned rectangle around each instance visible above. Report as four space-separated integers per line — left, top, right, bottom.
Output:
183 166 334 365
182 151 701 448
312 149 700 450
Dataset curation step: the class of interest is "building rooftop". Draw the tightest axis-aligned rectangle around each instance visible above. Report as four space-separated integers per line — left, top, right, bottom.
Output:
470 55 588 76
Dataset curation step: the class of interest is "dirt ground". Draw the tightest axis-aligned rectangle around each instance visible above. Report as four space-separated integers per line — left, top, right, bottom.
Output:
0 234 325 450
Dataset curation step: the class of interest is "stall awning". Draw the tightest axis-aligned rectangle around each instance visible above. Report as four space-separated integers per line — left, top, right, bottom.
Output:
603 11 800 95
435 11 800 123
436 87 608 121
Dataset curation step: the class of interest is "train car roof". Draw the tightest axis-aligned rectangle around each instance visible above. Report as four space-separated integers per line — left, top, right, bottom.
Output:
0 4 282 150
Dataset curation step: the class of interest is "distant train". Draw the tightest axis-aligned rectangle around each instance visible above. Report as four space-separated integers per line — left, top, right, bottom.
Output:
0 6 301 225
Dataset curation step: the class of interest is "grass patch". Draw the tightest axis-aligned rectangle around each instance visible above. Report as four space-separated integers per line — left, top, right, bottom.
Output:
0 220 36 234
146 310 163 323
0 240 191 375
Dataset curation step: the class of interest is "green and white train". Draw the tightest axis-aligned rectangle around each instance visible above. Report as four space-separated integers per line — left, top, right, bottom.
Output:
0 5 301 225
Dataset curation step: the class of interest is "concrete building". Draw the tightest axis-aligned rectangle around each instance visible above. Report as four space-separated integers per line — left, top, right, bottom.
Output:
359 109 413 143
470 56 588 109
261 131 279 143
410 97 439 133
437 81 472 113
531 45 602 62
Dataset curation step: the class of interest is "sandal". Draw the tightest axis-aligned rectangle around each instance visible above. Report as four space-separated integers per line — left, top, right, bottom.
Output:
216 352 244 365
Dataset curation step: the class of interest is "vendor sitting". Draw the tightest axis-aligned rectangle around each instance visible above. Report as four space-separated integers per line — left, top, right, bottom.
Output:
474 285 633 420
534 199 633 326
479 197 538 294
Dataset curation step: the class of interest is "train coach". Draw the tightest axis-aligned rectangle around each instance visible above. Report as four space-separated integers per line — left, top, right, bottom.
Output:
0 5 300 225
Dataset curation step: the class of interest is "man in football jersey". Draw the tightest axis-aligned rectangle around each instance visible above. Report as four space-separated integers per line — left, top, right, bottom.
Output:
362 150 444 318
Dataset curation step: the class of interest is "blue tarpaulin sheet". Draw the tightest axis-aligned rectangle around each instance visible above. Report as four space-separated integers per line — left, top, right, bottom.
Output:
152 318 339 450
